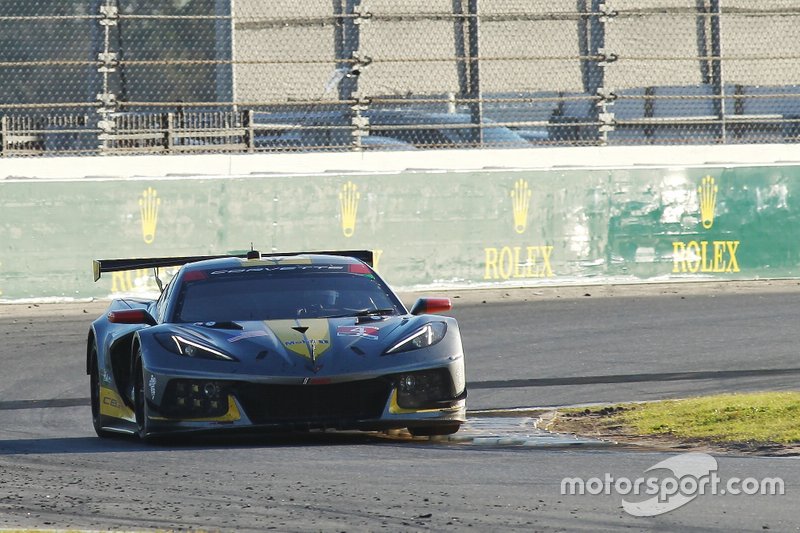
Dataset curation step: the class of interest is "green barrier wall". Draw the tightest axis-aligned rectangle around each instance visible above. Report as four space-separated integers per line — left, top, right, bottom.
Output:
2 165 800 300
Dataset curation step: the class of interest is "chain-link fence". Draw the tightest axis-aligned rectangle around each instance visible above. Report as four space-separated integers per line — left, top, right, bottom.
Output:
2 0 800 156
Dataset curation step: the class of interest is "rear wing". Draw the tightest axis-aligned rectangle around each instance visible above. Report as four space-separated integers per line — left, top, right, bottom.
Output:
93 250 375 281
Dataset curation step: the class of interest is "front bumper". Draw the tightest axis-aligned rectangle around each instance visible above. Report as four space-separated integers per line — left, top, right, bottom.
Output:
143 363 467 435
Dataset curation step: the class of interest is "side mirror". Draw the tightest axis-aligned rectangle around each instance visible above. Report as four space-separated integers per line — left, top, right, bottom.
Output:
108 309 157 326
409 297 452 316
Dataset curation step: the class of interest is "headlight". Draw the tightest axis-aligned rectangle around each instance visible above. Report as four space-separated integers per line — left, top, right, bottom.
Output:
384 322 447 355
155 333 237 361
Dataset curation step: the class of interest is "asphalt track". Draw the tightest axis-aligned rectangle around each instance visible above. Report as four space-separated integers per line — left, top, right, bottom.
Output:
0 284 797 531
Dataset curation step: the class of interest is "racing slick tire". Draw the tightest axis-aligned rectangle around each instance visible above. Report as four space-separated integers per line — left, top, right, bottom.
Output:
89 343 116 439
133 351 155 442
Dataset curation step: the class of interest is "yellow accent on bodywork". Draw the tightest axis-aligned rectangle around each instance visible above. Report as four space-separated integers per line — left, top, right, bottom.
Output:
185 395 241 422
150 395 241 423
388 389 453 415
99 386 136 422
267 319 331 360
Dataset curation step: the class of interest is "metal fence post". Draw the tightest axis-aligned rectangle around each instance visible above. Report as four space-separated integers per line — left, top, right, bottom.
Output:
578 1 605 109
696 0 711 84
334 0 362 103
333 0 365 150
452 0 482 144
466 0 482 144
579 0 608 144
709 0 726 142
452 0 468 106
89 0 104 129
215 0 234 108
96 0 119 154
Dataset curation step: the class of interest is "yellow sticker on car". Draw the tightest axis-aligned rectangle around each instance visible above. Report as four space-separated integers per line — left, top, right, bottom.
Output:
99 386 136 422
267 319 332 362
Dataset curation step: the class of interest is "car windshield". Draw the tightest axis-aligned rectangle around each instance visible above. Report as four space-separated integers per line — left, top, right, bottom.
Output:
173 266 401 323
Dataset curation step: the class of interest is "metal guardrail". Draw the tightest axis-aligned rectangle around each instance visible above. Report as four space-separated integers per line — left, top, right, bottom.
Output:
100 110 249 154
4 103 800 157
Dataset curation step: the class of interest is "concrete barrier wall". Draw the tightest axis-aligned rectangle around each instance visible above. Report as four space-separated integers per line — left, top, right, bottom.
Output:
2 157 800 300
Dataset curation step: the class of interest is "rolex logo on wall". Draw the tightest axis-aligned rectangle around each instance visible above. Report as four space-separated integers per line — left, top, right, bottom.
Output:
339 181 360 238
483 178 555 280
698 175 718 229
671 175 740 274
139 187 161 244
510 178 531 234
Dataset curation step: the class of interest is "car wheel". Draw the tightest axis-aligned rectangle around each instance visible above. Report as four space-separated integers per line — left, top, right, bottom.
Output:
408 424 461 437
89 343 114 438
133 352 154 442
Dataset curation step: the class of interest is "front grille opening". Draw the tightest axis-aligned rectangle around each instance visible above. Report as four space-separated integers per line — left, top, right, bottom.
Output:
235 379 391 425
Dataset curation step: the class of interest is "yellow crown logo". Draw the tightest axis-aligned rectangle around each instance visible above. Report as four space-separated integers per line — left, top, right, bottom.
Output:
698 175 718 229
139 187 161 244
339 181 360 238
510 179 532 234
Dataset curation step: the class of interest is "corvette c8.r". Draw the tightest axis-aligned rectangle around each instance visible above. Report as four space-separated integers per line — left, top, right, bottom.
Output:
87 251 466 441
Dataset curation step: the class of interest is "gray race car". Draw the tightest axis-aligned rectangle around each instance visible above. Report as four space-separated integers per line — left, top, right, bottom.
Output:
87 250 466 441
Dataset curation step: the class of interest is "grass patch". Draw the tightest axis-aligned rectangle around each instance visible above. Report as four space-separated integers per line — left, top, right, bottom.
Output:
558 391 800 445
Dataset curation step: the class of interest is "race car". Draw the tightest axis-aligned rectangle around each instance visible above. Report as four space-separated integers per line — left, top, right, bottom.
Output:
87 250 466 441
